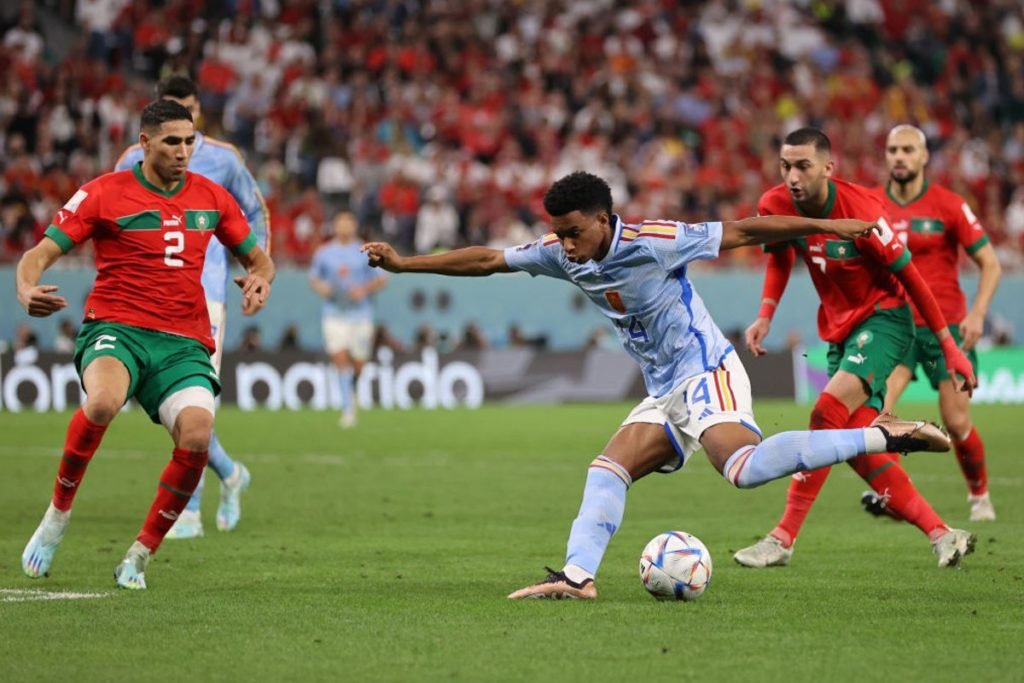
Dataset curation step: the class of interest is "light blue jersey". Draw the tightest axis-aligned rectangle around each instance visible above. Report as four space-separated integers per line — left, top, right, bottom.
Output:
310 240 380 322
504 215 733 397
114 132 270 303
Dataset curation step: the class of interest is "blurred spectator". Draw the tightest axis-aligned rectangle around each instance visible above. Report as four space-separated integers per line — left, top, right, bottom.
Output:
414 185 459 254
0 0 1023 277
13 323 39 364
54 318 78 354
454 323 488 352
238 325 262 352
277 324 300 352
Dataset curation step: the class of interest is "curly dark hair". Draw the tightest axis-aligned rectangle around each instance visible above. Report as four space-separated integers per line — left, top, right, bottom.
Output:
140 99 193 132
543 171 613 218
783 127 831 154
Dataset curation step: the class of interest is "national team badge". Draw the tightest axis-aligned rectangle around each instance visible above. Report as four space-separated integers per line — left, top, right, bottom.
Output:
856 330 873 348
197 213 208 230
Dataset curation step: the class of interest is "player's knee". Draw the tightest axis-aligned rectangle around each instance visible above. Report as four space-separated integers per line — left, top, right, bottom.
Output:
175 417 213 452
82 392 123 425
943 413 972 441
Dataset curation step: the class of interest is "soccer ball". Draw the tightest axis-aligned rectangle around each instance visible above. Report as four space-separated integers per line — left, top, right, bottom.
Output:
639 531 713 601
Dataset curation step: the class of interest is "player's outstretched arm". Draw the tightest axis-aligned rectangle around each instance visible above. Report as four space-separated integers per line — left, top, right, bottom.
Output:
894 260 977 394
16 239 68 317
362 242 512 276
233 245 275 316
720 216 875 250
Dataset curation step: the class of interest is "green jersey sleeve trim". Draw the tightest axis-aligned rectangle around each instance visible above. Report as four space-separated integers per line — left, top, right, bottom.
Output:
966 234 990 255
231 232 257 256
887 248 911 273
44 224 75 253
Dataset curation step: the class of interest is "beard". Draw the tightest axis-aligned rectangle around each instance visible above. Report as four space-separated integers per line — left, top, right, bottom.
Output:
891 168 920 186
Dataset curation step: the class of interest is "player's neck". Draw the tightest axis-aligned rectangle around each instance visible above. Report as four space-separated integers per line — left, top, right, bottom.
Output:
887 176 925 205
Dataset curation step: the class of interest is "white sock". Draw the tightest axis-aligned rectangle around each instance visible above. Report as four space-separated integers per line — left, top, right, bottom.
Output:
863 427 888 452
562 564 594 584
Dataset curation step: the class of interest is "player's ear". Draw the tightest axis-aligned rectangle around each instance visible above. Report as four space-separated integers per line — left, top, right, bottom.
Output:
823 156 835 178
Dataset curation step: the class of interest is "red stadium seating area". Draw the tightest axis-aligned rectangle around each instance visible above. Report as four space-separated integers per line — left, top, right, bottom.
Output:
2 0 1024 268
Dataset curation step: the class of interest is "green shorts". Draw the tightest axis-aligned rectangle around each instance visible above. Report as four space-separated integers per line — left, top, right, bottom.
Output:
827 305 914 411
899 324 979 391
74 321 220 424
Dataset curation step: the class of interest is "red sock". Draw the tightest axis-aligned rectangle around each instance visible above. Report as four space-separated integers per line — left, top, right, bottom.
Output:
844 406 947 538
771 392 850 546
954 427 988 496
137 448 208 553
52 409 108 512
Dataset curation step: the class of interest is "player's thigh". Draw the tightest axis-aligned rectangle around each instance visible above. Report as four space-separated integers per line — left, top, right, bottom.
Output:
136 337 221 425
602 422 678 481
207 300 227 375
663 351 762 473
75 322 141 420
348 321 375 363
883 364 915 412
937 379 973 440
322 318 351 357
828 309 912 411
919 324 979 391
159 384 216 450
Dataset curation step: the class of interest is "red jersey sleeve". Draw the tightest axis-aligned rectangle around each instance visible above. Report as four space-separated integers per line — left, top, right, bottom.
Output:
952 197 989 255
213 186 257 256
42 182 103 253
855 215 911 272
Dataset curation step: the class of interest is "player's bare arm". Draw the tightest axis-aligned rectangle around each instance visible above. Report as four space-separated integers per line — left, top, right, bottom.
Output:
233 245 275 315
961 242 1001 350
16 238 68 317
893 260 977 394
719 216 875 250
363 242 512 276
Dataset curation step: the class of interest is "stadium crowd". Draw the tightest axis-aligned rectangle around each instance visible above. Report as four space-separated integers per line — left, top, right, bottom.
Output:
2 0 1024 270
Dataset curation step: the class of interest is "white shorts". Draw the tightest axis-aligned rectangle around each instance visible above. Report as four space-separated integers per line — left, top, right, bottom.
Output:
322 318 374 361
622 351 761 473
208 300 227 375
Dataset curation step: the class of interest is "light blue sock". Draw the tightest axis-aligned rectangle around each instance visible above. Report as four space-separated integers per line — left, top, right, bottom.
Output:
338 369 354 412
723 428 874 489
207 430 235 481
564 456 632 576
185 470 204 513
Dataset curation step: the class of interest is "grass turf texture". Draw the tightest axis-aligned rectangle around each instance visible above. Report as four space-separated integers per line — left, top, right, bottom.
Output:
1 402 1021 682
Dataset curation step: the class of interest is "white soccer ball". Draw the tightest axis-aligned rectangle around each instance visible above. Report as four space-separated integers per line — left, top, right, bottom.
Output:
639 531 713 601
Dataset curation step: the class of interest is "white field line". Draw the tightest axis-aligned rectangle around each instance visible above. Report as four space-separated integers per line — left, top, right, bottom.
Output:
0 588 110 603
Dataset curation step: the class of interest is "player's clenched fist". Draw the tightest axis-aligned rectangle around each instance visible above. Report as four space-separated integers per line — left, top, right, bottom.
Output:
362 242 402 272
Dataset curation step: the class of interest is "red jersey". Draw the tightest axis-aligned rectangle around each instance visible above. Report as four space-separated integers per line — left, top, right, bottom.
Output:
759 178 911 343
874 181 989 326
44 165 256 352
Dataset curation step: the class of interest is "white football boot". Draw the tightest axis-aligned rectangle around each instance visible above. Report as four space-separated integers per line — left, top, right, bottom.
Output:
932 528 976 568
967 493 996 522
733 535 793 568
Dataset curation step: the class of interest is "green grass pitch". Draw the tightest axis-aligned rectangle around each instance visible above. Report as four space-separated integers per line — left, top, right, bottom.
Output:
1 402 1021 682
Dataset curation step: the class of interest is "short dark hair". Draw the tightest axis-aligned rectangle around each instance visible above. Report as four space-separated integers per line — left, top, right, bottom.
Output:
543 171 613 218
140 99 193 132
783 127 831 154
156 75 199 100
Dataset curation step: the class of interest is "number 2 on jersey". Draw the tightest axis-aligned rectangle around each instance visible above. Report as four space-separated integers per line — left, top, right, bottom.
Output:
164 231 184 267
